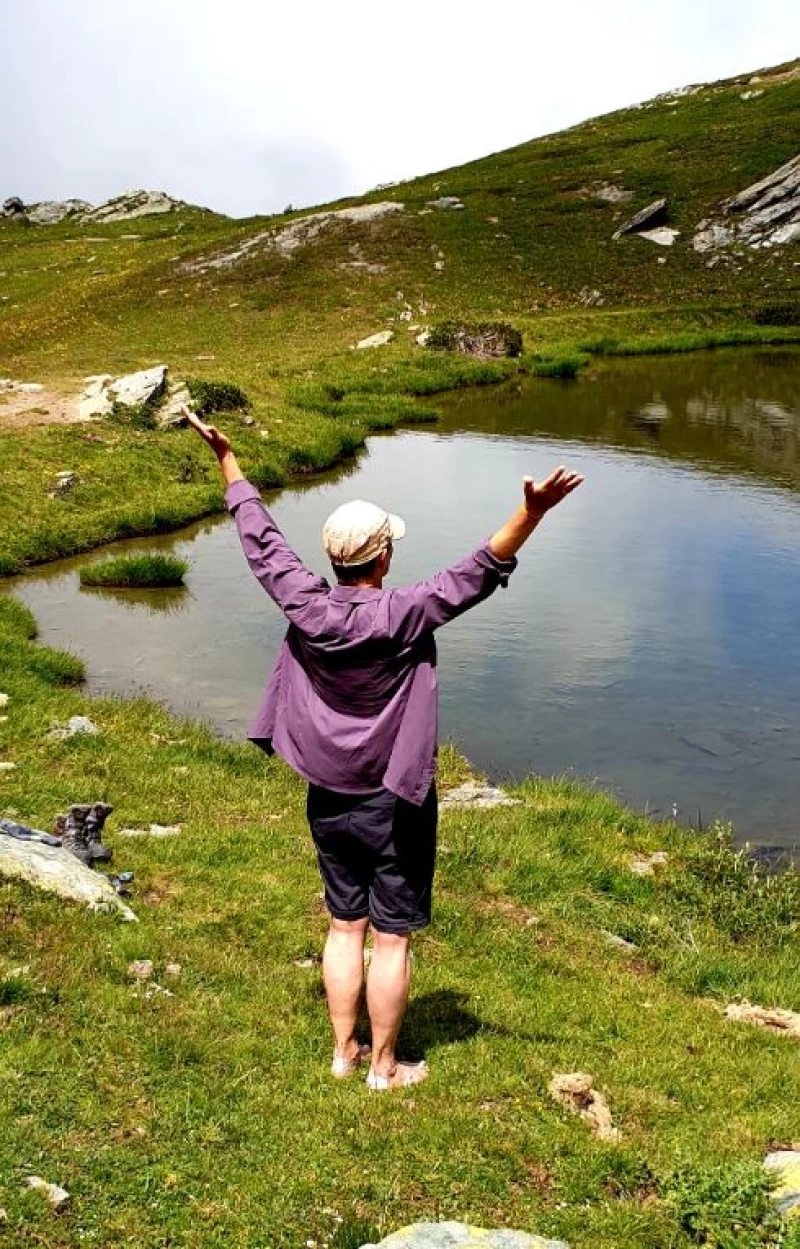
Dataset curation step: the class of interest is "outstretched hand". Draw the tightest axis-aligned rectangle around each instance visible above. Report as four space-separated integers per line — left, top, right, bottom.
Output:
183 408 232 460
523 467 584 518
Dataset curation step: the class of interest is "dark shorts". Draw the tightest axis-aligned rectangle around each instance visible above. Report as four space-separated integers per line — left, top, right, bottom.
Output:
306 783 438 934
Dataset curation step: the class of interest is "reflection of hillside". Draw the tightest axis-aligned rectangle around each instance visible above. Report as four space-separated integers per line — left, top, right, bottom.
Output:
78 585 189 616
439 348 800 491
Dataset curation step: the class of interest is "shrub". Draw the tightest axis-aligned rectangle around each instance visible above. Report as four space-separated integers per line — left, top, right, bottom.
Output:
185 378 249 415
752 303 799 327
79 554 189 589
426 320 523 358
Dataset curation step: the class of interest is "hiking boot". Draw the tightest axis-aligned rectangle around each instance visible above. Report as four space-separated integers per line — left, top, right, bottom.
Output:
61 803 93 867
84 802 114 864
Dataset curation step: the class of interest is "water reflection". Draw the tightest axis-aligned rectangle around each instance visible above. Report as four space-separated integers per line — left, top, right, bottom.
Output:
79 584 190 615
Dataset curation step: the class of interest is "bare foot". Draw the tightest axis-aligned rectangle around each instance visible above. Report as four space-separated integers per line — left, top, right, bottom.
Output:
367 1060 429 1090
331 1043 371 1079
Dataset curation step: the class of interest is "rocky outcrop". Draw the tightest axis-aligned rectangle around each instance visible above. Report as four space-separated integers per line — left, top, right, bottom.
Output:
612 198 668 240
361 1225 569 1249
78 366 168 420
694 154 800 252
1 189 195 226
0 836 136 920
185 201 404 273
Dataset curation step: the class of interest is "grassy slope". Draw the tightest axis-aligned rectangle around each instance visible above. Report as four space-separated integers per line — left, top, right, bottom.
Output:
0 60 799 572
1 61 799 1249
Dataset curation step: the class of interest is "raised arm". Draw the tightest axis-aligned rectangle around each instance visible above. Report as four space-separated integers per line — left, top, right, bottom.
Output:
185 411 327 620
385 467 584 644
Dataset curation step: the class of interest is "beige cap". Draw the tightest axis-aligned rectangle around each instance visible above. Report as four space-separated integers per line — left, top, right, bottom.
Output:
322 499 406 567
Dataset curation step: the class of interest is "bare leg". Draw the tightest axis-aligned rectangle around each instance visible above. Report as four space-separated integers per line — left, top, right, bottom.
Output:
367 929 428 1086
322 916 369 1062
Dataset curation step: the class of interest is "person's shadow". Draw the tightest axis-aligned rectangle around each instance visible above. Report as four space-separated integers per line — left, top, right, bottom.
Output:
395 988 509 1060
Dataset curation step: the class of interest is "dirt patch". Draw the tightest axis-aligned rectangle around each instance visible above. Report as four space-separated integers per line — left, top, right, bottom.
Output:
725 1001 800 1038
548 1071 621 1141
0 388 81 431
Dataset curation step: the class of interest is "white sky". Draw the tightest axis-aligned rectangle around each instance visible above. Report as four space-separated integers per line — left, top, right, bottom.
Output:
1 0 798 218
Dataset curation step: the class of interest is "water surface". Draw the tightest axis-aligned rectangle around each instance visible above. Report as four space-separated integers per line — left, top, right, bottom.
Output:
9 349 800 849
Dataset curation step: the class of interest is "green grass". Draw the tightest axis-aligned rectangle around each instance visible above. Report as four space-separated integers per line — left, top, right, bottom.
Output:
79 553 189 589
0 595 798 1248
0 59 799 1249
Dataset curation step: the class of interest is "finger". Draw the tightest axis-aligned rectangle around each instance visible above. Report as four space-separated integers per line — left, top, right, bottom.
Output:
542 466 567 489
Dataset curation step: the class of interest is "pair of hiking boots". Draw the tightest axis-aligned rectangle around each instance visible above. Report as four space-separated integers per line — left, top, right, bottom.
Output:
57 802 114 867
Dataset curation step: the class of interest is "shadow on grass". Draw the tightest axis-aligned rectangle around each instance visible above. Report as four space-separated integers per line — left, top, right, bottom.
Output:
398 988 514 1059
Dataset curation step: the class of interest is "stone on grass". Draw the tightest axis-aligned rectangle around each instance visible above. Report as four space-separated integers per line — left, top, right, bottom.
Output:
0 836 136 920
49 715 99 741
612 197 668 240
0 762 17 772
637 227 679 246
109 365 167 408
53 471 78 494
164 962 182 978
426 196 464 210
360 1223 569 1249
725 1001 800 1038
118 822 182 838
355 330 395 349
548 1072 620 1141
439 782 520 810
128 959 154 981
24 1176 70 1212
78 375 115 420
157 379 194 428
602 931 638 952
629 851 668 875
0 694 8 709
764 1150 800 1219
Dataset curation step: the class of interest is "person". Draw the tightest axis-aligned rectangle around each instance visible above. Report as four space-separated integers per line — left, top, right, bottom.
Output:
187 409 583 1089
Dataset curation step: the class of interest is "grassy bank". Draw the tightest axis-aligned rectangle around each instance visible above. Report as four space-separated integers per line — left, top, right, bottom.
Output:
1 595 798 1248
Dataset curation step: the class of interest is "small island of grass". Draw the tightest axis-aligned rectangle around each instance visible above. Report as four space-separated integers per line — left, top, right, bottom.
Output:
79 553 189 589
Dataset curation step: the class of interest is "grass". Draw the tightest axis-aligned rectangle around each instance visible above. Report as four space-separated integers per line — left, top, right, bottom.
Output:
79 553 189 589
0 58 799 1249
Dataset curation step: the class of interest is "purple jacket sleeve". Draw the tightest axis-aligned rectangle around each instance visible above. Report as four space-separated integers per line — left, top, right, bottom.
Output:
225 480 328 621
385 544 517 644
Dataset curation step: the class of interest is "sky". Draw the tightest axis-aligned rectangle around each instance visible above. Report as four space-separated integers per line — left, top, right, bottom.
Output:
1 0 798 218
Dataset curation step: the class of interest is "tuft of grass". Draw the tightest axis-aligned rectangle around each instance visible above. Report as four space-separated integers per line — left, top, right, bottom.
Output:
663 1159 784 1248
79 553 189 589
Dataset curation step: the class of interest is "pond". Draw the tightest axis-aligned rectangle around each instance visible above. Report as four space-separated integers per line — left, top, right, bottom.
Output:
8 348 800 850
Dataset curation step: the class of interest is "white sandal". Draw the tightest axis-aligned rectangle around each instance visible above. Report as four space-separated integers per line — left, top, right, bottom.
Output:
367 1060 429 1090
331 1044 372 1079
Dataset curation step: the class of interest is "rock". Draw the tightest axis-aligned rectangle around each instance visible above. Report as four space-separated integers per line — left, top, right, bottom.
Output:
612 198 668 240
361 1224 569 1249
629 851 668 875
15 382 45 393
128 959 154 981
548 1072 620 1141
78 190 185 224
78 366 167 419
49 715 99 740
741 90 764 101
637 227 679 246
578 288 604 307
693 154 800 252
426 196 464 210
355 330 395 349
415 331 431 347
164 962 182 978
25 1176 70 1212
184 201 404 273
25 199 90 225
725 1001 800 1038
2 196 24 217
590 183 633 204
0 836 136 920
118 823 182 838
602 931 638 952
0 762 17 772
763 1150 800 1218
439 782 520 810
0 693 8 709
157 379 193 428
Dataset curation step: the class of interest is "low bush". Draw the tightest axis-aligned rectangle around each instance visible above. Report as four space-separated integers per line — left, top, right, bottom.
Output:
185 378 250 415
752 303 799 327
79 553 189 589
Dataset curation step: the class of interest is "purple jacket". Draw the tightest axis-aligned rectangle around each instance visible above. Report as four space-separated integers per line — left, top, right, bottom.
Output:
226 479 517 804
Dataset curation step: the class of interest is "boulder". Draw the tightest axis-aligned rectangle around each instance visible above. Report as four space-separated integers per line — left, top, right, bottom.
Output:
693 154 800 251
548 1072 620 1141
157 379 193 428
361 1224 569 1249
78 366 167 419
25 199 90 225
426 196 464 210
612 198 668 240
2 196 24 217
764 1150 800 1219
78 190 184 224
637 227 679 246
0 836 136 920
355 330 395 349
24 1177 70 1212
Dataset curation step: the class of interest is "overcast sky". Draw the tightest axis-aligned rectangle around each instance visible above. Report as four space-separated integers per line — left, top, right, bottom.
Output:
2 1 798 218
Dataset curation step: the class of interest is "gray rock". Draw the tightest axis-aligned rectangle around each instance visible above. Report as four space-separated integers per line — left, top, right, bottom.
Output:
693 154 800 252
49 715 99 740
763 1150 800 1218
25 1176 70 1212
157 379 193 428
355 330 395 349
118 822 181 838
591 183 633 204
78 190 184 224
52 470 78 495
637 227 679 246
602 930 638 952
426 197 464 210
2 196 24 217
439 782 520 810
578 288 604 307
361 1224 569 1249
25 199 90 225
613 198 668 239
0 693 9 709
110 365 167 408
0 836 136 919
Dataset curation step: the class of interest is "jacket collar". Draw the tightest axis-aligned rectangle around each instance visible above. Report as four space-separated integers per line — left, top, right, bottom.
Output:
330 585 385 603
